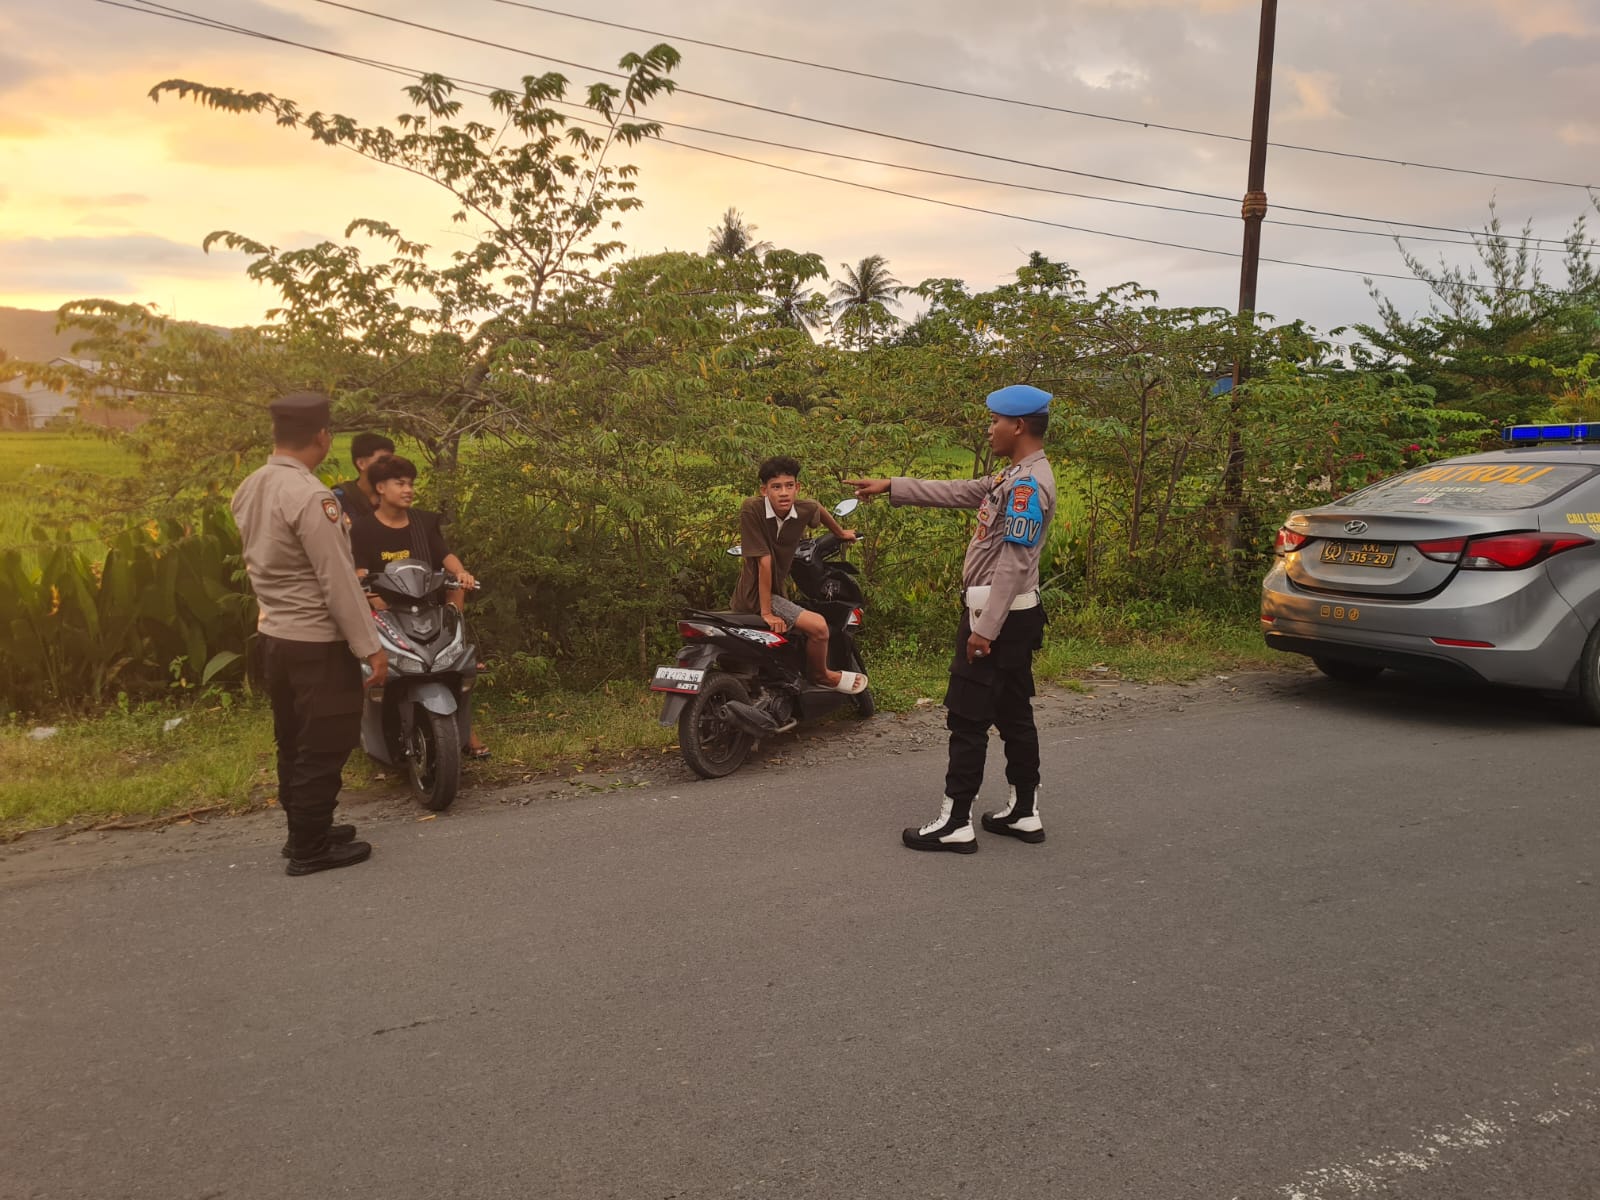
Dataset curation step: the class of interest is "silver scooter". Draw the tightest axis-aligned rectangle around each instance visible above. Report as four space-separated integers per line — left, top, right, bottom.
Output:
360 561 479 811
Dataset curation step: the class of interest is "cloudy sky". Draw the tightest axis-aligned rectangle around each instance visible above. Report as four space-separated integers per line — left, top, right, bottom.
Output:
2 0 1597 339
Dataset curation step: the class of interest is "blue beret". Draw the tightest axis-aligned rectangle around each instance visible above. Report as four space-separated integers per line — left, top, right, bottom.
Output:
986 384 1052 417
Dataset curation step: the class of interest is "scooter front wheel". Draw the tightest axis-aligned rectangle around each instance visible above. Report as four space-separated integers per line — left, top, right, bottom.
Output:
408 708 461 810
678 673 755 779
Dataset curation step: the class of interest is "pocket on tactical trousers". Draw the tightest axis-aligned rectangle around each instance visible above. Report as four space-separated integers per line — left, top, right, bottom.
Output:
304 649 363 753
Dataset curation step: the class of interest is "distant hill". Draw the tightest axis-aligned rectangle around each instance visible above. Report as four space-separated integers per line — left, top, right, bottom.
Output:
0 306 232 365
0 307 81 363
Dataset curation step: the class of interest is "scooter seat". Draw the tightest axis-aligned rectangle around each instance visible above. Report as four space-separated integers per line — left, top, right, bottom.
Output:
693 609 774 629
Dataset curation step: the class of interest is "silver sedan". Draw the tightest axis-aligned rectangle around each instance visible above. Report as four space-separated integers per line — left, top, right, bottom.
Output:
1260 425 1600 718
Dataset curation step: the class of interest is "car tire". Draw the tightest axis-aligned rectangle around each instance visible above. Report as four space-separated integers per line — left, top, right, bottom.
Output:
1312 656 1384 684
1575 624 1600 725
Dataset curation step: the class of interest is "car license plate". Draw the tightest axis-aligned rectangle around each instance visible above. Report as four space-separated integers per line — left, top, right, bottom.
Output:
1320 540 1398 568
651 666 705 694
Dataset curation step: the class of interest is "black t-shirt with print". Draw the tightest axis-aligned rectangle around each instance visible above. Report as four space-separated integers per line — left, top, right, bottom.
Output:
351 511 450 579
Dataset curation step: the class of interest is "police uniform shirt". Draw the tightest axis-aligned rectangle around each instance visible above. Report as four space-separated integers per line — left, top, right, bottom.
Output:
730 495 823 612
231 455 382 657
889 450 1056 641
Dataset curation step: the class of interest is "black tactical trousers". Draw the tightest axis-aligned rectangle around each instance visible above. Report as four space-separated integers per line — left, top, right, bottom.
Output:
942 606 1045 804
261 636 364 856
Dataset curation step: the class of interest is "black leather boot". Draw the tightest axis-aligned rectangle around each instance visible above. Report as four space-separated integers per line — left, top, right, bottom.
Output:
285 839 373 876
281 823 358 858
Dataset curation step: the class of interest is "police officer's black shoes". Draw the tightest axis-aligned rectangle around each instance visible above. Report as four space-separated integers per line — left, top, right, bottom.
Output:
280 823 358 859
981 786 1045 843
901 797 978 854
285 839 372 876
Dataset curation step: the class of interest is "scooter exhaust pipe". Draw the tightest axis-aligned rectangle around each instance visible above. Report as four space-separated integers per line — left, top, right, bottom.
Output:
723 700 781 737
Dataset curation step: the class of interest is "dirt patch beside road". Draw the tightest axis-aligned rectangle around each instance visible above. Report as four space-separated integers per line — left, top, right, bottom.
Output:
0 669 1311 889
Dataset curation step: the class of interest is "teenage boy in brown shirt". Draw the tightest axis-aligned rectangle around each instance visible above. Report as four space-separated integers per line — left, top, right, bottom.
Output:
731 456 868 694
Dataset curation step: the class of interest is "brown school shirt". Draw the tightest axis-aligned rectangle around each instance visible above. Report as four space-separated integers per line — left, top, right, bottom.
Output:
730 496 823 613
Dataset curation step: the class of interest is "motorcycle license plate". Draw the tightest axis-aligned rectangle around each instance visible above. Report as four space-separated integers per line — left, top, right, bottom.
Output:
651 667 705 694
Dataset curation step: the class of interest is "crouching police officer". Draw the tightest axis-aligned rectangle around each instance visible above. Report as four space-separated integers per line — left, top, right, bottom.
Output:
232 392 388 875
850 384 1056 853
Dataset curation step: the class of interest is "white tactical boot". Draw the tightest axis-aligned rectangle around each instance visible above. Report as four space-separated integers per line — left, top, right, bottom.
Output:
901 795 978 854
981 785 1045 843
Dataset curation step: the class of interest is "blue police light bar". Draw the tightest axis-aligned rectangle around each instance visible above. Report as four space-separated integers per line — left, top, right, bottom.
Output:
1501 423 1594 443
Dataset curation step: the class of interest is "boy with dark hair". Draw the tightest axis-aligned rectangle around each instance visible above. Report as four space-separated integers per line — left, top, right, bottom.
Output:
331 432 396 519
731 456 867 694
351 454 491 758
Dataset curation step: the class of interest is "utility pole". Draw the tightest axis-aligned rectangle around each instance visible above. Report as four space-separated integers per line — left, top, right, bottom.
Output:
1222 0 1279 546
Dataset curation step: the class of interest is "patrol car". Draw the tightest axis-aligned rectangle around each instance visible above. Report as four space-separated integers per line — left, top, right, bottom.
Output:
1261 424 1600 720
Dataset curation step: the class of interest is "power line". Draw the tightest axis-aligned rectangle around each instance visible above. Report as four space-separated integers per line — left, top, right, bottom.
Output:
299 0 1598 249
488 0 1600 194
99 1 1559 293
302 1 1242 207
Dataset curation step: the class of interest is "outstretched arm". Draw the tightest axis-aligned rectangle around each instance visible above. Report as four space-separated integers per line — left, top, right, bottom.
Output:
849 476 990 510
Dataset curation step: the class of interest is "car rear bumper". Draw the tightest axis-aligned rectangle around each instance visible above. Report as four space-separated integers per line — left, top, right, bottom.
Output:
1260 563 1589 690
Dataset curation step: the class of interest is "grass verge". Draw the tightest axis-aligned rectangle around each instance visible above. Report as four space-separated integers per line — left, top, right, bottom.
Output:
1 608 1285 835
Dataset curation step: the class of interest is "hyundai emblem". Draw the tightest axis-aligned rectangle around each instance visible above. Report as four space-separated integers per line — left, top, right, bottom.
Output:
1345 519 1369 534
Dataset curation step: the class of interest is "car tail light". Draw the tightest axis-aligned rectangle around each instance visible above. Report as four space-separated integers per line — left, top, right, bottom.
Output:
1416 537 1467 563
1431 637 1495 648
1274 527 1309 554
1459 532 1593 570
677 620 719 639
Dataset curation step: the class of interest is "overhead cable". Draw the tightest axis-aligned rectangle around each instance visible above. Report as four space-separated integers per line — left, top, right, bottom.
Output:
99 1 1560 292
489 0 1600 193
300 0 1600 246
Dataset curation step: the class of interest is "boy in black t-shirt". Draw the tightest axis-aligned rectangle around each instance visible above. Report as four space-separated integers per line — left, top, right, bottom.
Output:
352 456 476 604
353 455 489 757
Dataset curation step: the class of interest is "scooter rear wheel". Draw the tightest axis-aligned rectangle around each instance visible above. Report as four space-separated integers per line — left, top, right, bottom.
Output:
678 673 755 779
408 708 461 810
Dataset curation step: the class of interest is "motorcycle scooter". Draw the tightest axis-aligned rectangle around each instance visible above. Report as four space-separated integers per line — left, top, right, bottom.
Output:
651 499 873 779
360 561 479 811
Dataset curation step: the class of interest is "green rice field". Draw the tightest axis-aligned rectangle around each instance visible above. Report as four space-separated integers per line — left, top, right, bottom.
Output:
0 430 393 568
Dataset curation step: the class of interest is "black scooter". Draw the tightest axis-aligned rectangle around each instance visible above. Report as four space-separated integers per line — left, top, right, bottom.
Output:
652 499 873 778
360 561 479 811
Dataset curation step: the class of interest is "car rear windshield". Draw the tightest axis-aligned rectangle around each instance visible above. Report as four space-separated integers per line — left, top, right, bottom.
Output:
1342 462 1594 511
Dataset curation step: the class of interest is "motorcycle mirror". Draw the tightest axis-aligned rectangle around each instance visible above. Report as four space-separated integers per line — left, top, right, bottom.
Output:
833 498 860 517
726 545 743 557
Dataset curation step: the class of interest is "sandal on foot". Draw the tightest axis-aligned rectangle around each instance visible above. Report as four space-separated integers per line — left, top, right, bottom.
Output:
824 670 869 695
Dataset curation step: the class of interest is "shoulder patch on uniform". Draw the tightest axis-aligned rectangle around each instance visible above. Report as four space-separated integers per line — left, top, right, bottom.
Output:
1002 476 1045 547
321 497 341 523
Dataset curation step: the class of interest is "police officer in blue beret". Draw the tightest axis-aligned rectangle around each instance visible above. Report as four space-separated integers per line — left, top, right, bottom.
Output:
850 384 1057 852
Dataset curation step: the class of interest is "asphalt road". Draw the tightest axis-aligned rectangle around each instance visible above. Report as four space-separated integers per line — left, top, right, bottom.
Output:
3 671 1597 1200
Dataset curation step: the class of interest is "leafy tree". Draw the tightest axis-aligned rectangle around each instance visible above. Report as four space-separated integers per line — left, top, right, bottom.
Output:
829 254 906 348
758 248 829 334
53 47 682 508
1354 200 1600 425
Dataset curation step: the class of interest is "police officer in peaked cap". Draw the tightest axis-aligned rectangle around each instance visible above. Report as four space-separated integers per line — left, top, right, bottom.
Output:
850 384 1057 853
231 391 388 875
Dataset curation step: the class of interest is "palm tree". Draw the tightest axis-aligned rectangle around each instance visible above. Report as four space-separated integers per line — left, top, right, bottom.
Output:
706 207 773 259
828 254 906 347
760 248 828 333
